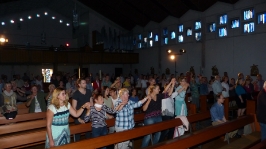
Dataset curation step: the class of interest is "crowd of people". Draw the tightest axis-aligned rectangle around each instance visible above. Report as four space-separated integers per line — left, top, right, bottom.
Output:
0 70 265 148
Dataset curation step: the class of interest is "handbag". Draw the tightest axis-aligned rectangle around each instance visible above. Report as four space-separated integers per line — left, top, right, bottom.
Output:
1 104 18 120
173 126 185 138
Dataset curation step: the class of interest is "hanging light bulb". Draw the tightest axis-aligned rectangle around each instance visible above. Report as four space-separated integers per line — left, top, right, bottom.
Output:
52 16 55 19
28 16 32 19
59 20 63 23
44 12 48 15
20 18 23 21
36 14 40 17
10 20 14 23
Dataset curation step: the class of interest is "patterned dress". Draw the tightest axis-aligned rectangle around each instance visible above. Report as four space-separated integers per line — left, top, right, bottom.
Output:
45 103 71 148
174 85 187 116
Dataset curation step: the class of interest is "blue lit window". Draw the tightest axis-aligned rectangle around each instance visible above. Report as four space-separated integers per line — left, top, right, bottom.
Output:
170 31 176 39
209 23 216 32
219 14 227 25
244 9 254 21
195 21 201 30
218 27 227 37
258 12 266 24
178 24 183 33
243 22 255 33
154 34 159 42
178 35 183 43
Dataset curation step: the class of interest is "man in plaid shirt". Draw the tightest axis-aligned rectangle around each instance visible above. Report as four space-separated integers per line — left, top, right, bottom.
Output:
114 88 148 149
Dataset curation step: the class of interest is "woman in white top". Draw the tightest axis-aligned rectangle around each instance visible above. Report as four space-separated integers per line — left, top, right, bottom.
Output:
221 76 230 98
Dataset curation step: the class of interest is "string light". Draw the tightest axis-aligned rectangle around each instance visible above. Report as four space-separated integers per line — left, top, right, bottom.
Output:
59 20 63 23
52 16 55 19
66 23 70 26
1 22 5 25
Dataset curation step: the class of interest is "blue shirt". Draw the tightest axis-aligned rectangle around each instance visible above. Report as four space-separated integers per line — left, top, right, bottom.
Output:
235 85 246 96
86 84 93 92
210 102 224 122
200 83 208 95
115 99 142 130
129 96 139 103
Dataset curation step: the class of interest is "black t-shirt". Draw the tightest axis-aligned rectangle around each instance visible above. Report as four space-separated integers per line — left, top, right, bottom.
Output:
72 89 92 123
145 93 163 119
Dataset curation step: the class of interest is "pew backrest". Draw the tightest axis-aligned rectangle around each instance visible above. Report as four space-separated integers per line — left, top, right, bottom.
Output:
55 112 211 149
149 115 255 149
0 112 46 125
0 113 145 148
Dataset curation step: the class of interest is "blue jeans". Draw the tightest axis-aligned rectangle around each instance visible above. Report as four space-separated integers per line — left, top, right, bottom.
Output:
260 123 266 142
92 126 108 138
141 116 162 148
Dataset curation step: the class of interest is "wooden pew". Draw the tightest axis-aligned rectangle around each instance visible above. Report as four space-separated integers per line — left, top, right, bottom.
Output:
0 112 46 125
0 117 75 136
55 112 211 149
0 113 145 149
250 139 266 149
149 115 259 149
224 97 229 120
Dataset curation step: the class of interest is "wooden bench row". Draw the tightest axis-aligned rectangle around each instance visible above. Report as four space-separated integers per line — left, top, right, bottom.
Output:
56 114 259 149
0 113 146 148
0 103 198 148
55 112 211 149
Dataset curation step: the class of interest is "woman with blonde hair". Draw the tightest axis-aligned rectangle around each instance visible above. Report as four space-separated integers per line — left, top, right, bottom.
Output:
46 84 55 107
45 87 90 148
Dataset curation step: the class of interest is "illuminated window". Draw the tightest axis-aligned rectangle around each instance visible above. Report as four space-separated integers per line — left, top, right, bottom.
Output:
258 12 266 24
42 69 53 83
170 31 176 39
154 34 159 42
178 24 183 33
178 35 183 43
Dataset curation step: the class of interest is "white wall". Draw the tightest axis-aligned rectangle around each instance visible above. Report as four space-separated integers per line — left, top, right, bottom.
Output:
131 0 266 80
0 8 77 47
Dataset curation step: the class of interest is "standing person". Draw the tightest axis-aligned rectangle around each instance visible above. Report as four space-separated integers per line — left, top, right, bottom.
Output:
145 78 156 95
140 75 148 98
235 79 247 117
72 78 92 141
25 85 46 113
243 79 253 100
45 87 90 148
141 84 163 148
212 75 223 99
221 76 230 98
85 77 93 92
101 75 112 90
114 88 148 149
129 88 139 103
92 76 101 92
175 77 189 116
199 77 209 95
84 94 124 141
111 77 122 90
229 78 236 97
46 84 55 107
109 87 119 107
160 78 176 142
257 74 264 91
256 81 266 142
190 76 200 111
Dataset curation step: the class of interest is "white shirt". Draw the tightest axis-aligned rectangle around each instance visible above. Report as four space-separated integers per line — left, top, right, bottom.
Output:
221 82 229 98
34 96 42 113
111 97 119 107
141 79 147 88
